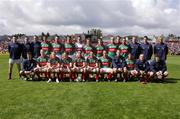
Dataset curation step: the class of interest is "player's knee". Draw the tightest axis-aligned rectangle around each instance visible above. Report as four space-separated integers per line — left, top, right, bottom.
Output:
164 71 168 77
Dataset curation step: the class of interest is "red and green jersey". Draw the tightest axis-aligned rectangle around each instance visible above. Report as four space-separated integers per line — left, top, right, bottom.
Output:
125 59 135 70
106 44 117 58
61 57 72 68
119 44 130 59
41 42 50 55
48 57 60 67
99 57 111 68
36 56 48 67
64 43 74 55
83 45 93 57
86 56 98 67
51 43 62 54
73 57 85 67
95 45 104 57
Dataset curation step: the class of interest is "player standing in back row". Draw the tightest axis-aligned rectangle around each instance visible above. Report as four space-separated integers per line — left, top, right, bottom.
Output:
119 38 131 60
106 36 117 59
8 36 23 80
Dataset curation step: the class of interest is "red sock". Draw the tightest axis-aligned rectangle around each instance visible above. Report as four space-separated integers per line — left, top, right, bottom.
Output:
107 73 112 80
48 72 51 78
45 72 48 78
96 73 99 81
60 72 64 79
70 72 75 80
82 72 85 80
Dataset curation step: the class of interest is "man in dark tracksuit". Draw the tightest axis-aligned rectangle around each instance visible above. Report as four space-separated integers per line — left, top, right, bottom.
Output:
31 36 41 59
8 36 23 80
130 37 141 60
140 36 153 60
22 37 33 60
20 52 37 80
135 54 153 83
150 56 168 81
154 37 168 61
112 50 125 82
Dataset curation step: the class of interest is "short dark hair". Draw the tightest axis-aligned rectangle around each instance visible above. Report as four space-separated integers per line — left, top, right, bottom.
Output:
144 36 148 39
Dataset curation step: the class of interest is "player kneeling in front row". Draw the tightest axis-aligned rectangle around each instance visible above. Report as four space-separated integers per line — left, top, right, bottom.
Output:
20 52 37 80
47 52 61 83
60 53 73 81
34 50 48 80
123 53 138 82
135 54 153 84
86 51 99 82
150 56 168 82
99 50 113 82
112 50 125 82
72 51 86 82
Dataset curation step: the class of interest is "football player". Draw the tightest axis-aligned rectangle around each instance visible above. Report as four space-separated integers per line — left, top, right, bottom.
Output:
99 50 113 82
72 51 86 82
20 52 36 80
123 53 138 82
119 38 131 60
112 50 125 82
86 51 99 82
46 52 61 83
150 56 168 82
34 50 48 80
60 52 73 81
106 36 117 59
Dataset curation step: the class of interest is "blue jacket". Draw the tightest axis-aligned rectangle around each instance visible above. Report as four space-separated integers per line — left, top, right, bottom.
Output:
8 42 23 60
32 41 41 58
22 43 33 59
140 43 153 60
112 55 124 68
135 59 150 72
22 59 37 71
150 60 167 73
154 43 168 61
130 42 141 59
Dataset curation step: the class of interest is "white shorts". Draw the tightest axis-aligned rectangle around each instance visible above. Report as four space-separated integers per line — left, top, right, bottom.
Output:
9 59 21 64
100 68 113 73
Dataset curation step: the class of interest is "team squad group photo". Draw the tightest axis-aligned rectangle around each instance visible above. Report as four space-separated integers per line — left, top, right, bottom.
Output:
8 33 168 84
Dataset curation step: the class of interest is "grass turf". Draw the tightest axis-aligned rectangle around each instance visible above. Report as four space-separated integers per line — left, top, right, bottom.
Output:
0 55 180 119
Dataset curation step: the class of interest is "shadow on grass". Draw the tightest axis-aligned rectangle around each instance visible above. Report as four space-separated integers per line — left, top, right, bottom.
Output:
150 78 180 84
164 78 180 83
24 78 180 84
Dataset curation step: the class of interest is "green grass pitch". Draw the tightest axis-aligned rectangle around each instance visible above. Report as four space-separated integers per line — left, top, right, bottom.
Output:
0 55 180 119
